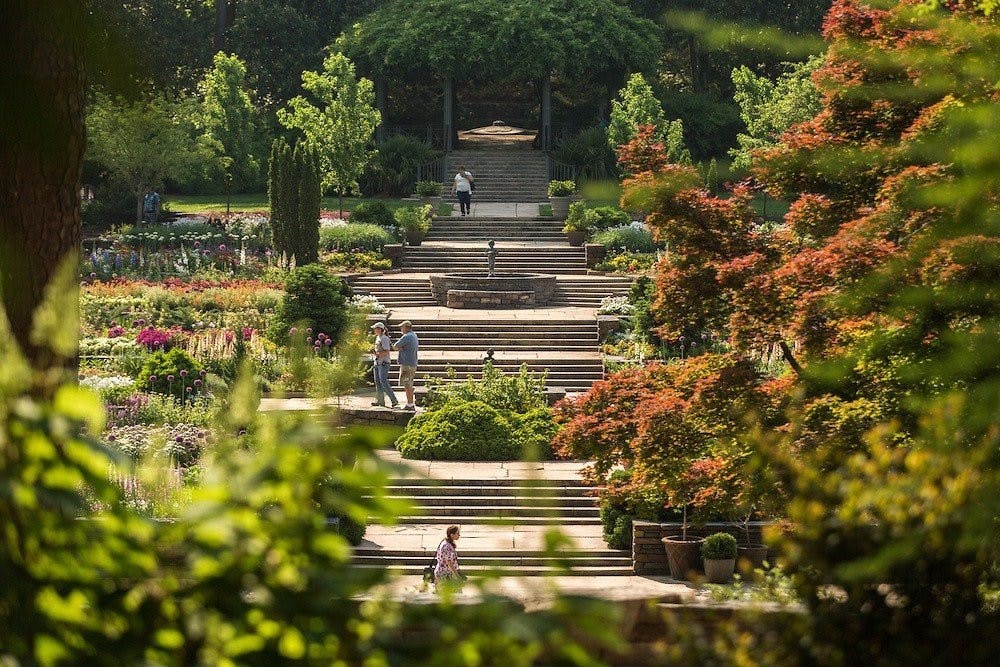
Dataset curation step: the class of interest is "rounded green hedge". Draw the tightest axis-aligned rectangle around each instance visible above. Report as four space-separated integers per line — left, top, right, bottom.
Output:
396 399 520 461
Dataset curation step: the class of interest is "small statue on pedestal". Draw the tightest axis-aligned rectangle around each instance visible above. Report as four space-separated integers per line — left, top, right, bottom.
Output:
486 239 498 277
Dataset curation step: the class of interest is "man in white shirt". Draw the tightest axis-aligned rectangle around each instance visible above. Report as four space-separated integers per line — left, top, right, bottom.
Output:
452 164 474 216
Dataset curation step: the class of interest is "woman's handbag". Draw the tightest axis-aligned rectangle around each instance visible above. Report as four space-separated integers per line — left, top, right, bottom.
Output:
422 558 437 583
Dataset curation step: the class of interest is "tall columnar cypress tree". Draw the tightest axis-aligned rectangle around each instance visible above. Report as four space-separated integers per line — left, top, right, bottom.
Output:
270 138 321 266
295 142 321 265
268 137 291 260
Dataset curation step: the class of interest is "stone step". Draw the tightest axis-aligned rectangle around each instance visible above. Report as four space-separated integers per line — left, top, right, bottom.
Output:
386 478 589 487
403 496 598 508
352 563 634 576
356 549 618 559
393 515 603 525
383 485 593 497
353 555 632 568
382 321 596 329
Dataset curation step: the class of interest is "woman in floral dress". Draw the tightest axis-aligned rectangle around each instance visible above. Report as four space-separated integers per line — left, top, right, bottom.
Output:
434 525 463 585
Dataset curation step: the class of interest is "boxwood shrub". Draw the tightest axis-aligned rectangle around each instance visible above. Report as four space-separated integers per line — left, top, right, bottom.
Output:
396 364 559 461
396 399 521 461
349 201 396 229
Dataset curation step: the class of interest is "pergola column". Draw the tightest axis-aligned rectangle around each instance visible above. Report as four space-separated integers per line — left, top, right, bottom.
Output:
541 75 552 151
443 77 454 151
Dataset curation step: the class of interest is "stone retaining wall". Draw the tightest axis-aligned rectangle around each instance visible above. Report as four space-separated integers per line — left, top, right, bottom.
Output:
447 289 535 308
633 521 772 575
338 406 414 427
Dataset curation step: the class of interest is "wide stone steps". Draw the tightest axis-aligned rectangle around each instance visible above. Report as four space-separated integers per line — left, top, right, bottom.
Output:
384 483 591 496
349 276 631 309
352 562 633 576
444 150 549 201
359 477 629 574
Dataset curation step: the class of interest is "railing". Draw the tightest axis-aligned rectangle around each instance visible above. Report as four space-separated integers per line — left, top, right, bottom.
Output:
544 153 577 183
414 153 448 190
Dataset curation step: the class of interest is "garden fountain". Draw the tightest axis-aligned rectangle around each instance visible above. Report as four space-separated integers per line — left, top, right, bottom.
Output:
429 239 557 309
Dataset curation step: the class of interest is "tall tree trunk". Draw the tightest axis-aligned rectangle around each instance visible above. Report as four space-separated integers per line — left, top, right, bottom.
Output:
0 1 86 369
215 0 228 50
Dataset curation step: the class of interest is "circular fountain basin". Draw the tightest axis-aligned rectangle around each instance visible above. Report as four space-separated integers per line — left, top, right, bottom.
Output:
430 273 557 309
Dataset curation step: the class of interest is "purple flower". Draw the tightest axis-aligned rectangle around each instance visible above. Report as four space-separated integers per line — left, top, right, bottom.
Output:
199 369 207 377
289 327 298 335
149 375 157 383
179 369 188 378
194 241 202 249
167 374 175 382
194 379 202 387
186 386 192 393
324 339 332 346
218 244 227 252
175 435 183 443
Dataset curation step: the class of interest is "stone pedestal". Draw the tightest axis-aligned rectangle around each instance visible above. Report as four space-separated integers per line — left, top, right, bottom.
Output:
597 315 620 341
384 244 404 268
586 243 607 269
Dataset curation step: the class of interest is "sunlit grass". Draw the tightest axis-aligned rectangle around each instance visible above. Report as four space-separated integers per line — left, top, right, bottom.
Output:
166 194 410 214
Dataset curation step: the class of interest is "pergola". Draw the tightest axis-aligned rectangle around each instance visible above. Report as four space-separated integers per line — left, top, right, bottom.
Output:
341 0 661 151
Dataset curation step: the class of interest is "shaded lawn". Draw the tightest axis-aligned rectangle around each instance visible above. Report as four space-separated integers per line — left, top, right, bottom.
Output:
167 194 410 214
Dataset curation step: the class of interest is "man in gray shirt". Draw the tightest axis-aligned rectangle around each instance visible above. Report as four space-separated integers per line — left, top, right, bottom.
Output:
392 320 419 411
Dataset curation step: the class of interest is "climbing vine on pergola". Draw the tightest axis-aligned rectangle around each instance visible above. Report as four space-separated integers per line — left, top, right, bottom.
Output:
339 0 661 148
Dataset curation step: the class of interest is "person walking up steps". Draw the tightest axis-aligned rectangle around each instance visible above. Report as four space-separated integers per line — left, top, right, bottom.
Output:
370 322 399 408
452 164 474 216
392 320 419 411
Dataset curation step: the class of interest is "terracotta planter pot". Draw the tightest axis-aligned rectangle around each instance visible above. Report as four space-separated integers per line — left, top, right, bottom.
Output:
661 536 703 580
549 196 571 219
704 558 736 584
737 544 769 571
405 231 425 246
565 230 587 247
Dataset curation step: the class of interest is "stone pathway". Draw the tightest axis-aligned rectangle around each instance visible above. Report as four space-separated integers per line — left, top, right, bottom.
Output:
446 202 545 218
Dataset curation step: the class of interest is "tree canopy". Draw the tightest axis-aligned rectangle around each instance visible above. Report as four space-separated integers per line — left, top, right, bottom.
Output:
340 0 661 83
277 52 380 207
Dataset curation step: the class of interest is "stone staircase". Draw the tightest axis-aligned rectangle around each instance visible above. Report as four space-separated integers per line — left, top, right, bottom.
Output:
382 316 604 392
426 216 565 243
401 244 588 274
355 477 633 576
349 275 632 309
443 149 549 203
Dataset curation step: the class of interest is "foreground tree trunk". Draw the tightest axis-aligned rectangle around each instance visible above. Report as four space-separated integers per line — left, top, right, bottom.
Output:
0 1 86 367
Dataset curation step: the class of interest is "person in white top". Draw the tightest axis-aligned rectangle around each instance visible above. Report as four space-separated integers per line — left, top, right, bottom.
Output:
452 164 474 216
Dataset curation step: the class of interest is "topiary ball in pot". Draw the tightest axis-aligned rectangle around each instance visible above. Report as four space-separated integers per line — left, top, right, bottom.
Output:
702 532 738 583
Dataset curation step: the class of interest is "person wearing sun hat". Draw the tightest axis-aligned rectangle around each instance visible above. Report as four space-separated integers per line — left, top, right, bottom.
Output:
370 322 399 408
